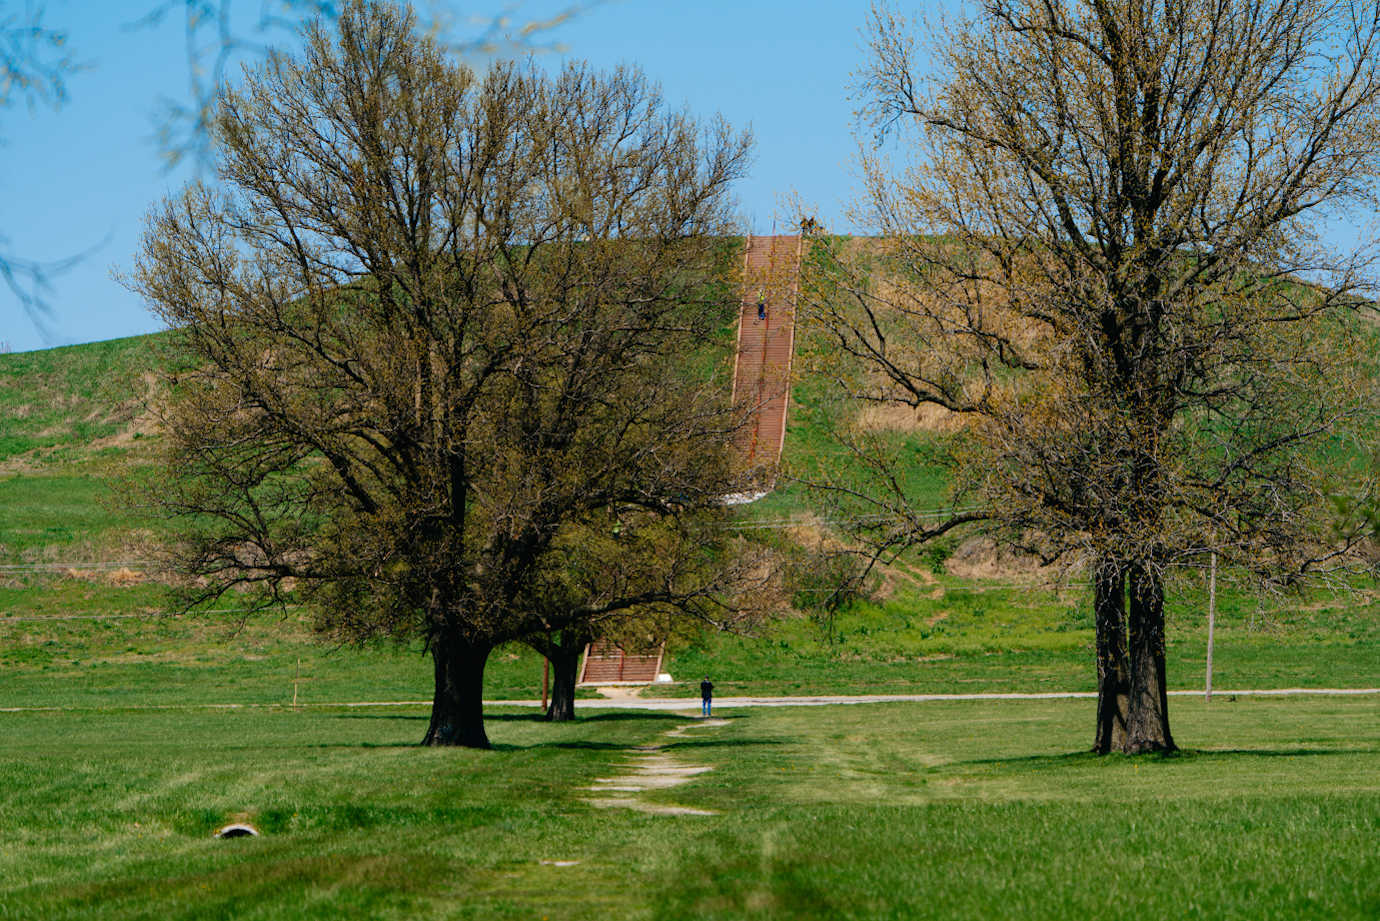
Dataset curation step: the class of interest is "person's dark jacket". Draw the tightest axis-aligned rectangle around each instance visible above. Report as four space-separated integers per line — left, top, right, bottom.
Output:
700 680 714 700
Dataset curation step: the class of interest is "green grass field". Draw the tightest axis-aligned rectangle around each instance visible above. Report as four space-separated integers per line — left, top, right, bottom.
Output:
2 696 1377 919
3 330 1379 919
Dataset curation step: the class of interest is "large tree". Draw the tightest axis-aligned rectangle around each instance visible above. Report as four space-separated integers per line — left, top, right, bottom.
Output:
807 0 1380 752
525 599 697 722
132 0 757 748
520 511 761 723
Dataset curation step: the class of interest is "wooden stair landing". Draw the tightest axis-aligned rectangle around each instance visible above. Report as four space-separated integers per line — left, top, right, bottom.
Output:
732 234 802 470
577 639 665 685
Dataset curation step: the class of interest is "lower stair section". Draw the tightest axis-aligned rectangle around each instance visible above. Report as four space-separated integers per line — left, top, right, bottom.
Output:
577 639 665 685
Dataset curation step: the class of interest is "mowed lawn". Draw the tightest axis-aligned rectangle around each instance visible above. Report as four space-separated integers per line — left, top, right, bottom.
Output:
2 696 1377 920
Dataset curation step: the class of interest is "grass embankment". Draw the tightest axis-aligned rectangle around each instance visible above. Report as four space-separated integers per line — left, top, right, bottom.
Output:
0 335 168 463
657 572 1380 697
4 568 1376 711
0 580 568 709
0 334 173 564
3 329 1378 707
4 325 1379 709
2 696 1376 919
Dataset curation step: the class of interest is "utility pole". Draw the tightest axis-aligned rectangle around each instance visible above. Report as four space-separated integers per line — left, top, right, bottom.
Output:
1205 552 1217 702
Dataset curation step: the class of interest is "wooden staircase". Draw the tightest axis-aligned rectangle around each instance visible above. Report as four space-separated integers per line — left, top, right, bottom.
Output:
577 639 665 685
732 234 802 471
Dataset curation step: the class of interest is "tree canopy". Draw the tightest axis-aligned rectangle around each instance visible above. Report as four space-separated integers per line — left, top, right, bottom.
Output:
133 0 758 748
807 0 1380 752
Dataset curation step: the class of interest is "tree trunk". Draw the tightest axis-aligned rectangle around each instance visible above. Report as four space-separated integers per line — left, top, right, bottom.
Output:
526 627 591 722
422 629 493 748
545 640 582 722
1092 559 1131 754
1124 562 1175 753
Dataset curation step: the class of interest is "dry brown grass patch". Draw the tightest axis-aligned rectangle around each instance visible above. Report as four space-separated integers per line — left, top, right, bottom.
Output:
855 402 964 433
107 567 147 586
944 536 1059 583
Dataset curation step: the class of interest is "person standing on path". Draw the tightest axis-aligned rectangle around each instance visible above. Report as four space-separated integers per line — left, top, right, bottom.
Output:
700 677 714 717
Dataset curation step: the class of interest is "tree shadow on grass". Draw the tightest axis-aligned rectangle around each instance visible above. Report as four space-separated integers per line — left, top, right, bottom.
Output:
1179 746 1380 758
955 751 1129 769
498 710 695 724
330 710 728 725
494 735 781 753
653 736 783 753
310 738 657 751
955 745 1379 770
305 734 776 752
318 709 748 750
490 740 636 752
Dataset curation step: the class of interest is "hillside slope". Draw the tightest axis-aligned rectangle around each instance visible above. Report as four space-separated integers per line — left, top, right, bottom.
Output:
2 302 1379 705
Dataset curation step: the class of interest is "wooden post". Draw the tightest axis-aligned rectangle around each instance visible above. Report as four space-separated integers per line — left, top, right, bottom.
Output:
1205 553 1217 702
541 657 549 711
293 656 301 709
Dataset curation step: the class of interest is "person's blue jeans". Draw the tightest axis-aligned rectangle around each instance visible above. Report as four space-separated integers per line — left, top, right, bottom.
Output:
701 698 711 716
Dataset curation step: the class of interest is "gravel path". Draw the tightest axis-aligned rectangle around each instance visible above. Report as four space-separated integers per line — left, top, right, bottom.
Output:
490 687 1380 711
2 687 1376 713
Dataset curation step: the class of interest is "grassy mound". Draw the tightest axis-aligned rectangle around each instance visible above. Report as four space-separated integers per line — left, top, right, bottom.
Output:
2 322 1379 705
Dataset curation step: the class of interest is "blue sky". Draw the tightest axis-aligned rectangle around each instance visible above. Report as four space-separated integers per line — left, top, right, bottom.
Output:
1 0 874 353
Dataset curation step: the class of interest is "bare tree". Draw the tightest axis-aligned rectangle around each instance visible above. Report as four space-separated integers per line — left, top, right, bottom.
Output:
132 0 756 748
133 0 604 171
808 0 1380 753
0 2 71 108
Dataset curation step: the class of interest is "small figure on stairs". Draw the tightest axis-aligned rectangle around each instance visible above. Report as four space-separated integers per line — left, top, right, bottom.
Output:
756 295 767 322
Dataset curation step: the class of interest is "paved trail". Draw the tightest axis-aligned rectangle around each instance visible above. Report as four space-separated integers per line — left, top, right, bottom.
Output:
492 688 1380 710
3 688 1376 713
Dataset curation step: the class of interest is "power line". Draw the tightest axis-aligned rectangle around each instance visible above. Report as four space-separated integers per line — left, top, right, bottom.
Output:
0 561 158 573
0 606 302 622
727 506 986 531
